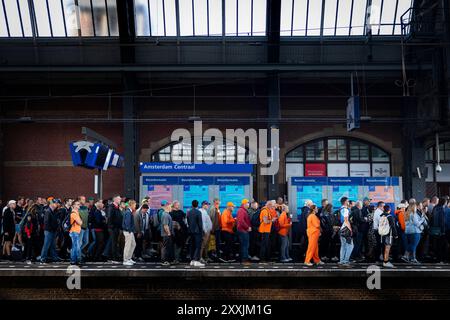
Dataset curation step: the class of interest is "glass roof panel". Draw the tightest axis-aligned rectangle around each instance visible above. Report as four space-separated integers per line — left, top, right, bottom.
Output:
280 0 413 37
0 0 119 38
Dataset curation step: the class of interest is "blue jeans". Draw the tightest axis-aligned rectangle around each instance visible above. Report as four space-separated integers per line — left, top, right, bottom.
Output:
87 229 96 256
406 233 421 259
340 236 354 264
238 231 249 261
80 228 89 253
40 231 58 262
280 235 290 261
70 232 81 264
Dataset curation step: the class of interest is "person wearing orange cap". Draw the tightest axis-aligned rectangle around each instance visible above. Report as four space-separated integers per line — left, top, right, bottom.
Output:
236 199 251 264
305 205 324 266
221 202 236 262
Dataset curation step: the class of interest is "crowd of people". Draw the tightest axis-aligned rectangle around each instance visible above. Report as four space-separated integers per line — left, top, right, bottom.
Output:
0 194 449 268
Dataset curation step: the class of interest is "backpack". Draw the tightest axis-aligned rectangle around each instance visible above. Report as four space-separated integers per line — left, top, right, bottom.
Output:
152 209 164 231
251 209 261 229
378 214 391 236
333 209 342 227
62 212 74 233
320 214 333 234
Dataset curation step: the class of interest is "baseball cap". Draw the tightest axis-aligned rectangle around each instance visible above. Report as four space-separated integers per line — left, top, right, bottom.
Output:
50 198 62 205
201 200 210 206
226 202 235 207
363 197 372 202
241 199 249 205
161 200 168 206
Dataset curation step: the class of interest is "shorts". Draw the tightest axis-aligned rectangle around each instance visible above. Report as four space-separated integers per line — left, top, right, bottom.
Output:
15 224 21 233
381 234 393 246
3 232 14 242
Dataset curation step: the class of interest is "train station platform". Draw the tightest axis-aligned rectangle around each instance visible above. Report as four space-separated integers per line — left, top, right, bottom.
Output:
1 261 450 300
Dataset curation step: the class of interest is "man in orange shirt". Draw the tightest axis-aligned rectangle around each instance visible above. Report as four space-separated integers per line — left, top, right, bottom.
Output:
69 201 83 265
259 200 275 263
278 205 292 262
221 202 236 262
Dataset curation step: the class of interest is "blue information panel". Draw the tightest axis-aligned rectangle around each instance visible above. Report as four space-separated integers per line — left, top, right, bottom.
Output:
331 185 359 209
219 185 246 216
183 185 209 211
296 185 323 210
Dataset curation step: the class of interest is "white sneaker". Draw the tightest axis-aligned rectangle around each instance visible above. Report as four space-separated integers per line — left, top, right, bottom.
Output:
190 261 195 266
193 261 205 267
123 261 133 266
128 259 136 265
383 261 395 268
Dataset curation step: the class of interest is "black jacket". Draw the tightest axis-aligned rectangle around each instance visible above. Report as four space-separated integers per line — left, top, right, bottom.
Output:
106 204 122 229
431 205 446 235
91 209 107 230
187 208 203 235
360 205 370 233
2 208 15 234
298 206 310 235
44 207 59 232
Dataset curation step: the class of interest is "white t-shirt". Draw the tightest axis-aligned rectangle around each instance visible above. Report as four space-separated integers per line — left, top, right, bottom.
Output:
373 208 383 230
340 206 350 230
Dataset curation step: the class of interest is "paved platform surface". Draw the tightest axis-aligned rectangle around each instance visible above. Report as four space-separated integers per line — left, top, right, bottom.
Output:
1 261 450 277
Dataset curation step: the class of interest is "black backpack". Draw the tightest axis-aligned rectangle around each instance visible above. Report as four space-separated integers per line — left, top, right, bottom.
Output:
332 209 342 227
320 213 333 234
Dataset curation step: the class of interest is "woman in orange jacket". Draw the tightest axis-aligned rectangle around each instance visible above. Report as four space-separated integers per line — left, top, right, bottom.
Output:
305 205 324 266
278 205 292 262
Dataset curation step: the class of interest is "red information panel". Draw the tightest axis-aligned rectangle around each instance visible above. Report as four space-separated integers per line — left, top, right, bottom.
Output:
305 163 327 177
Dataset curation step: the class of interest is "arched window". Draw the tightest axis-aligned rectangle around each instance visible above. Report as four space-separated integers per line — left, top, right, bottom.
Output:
286 137 391 178
151 139 256 163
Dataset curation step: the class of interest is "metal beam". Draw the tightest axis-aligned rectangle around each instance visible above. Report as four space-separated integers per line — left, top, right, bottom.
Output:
267 0 281 63
0 63 432 73
117 0 137 199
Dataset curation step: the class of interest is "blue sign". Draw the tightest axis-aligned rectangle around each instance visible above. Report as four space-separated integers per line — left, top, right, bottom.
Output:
143 177 179 185
328 177 363 186
214 177 250 185
179 176 214 185
291 177 328 185
69 141 123 170
140 162 253 174
363 177 399 186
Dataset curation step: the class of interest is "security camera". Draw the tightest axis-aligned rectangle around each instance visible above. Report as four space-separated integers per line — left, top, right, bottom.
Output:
436 164 443 173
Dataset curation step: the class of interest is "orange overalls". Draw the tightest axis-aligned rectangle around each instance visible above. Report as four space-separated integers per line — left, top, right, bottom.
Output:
305 213 321 264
